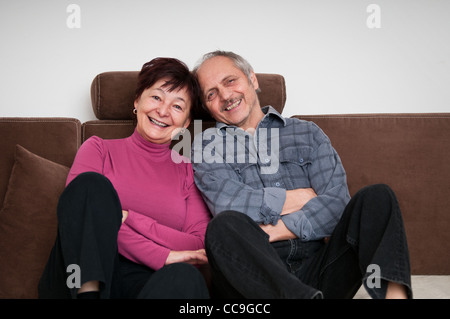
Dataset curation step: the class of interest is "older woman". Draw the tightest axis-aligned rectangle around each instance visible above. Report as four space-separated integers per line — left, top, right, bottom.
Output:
38 58 211 299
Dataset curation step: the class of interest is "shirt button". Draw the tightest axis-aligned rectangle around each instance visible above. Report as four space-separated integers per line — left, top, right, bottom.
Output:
299 158 304 163
275 182 280 187
265 158 270 163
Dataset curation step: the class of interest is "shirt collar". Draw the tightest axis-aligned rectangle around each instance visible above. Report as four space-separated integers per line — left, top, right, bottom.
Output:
215 105 286 132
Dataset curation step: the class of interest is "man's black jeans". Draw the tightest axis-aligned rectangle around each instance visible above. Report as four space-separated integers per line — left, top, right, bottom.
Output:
205 184 412 299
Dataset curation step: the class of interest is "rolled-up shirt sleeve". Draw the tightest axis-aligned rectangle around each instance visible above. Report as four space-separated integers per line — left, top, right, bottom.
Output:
281 127 350 241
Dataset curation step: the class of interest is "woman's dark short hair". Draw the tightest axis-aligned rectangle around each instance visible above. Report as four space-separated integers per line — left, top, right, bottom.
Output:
135 57 202 119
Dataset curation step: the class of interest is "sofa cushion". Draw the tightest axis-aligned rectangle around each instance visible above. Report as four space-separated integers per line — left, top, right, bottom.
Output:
0 118 80 209
0 145 69 298
82 119 136 142
90 71 286 120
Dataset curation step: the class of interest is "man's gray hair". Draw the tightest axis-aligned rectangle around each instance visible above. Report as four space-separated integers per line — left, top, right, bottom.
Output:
193 50 260 92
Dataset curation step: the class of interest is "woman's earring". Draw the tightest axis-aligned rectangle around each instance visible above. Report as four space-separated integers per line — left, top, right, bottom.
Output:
133 108 137 115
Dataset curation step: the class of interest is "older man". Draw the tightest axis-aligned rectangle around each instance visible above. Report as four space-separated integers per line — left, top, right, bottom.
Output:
191 50 411 299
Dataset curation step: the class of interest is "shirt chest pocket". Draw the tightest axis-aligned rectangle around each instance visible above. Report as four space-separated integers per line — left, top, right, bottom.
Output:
279 147 313 189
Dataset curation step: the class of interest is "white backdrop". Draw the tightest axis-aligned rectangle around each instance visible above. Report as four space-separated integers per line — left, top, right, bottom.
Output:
1 0 449 123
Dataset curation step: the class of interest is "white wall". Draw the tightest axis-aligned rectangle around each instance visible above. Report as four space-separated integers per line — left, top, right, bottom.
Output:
1 0 449 124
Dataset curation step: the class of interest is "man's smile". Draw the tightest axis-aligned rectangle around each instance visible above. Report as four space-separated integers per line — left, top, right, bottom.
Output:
224 99 241 111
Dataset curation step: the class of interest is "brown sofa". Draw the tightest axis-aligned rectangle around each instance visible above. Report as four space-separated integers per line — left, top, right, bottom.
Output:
0 71 448 299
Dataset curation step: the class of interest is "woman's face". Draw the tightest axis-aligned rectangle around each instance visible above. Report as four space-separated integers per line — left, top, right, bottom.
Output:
134 78 191 144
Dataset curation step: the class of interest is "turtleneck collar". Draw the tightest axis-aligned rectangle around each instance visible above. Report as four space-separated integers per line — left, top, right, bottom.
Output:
129 129 171 160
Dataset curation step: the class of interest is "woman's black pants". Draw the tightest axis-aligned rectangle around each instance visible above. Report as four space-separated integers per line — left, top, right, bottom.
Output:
38 172 209 299
205 184 412 299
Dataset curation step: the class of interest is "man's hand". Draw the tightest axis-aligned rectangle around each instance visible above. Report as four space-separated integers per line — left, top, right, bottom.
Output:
260 188 317 242
165 249 208 266
281 188 317 216
260 220 297 242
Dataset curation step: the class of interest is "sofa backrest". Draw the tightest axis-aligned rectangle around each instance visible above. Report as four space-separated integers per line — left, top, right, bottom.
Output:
294 114 450 275
83 72 286 142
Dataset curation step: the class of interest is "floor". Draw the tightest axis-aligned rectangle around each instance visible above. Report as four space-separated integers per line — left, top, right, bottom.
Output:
354 276 450 299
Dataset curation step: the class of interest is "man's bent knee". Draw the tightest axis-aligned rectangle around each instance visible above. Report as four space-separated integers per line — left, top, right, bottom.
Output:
206 210 253 238
357 184 396 202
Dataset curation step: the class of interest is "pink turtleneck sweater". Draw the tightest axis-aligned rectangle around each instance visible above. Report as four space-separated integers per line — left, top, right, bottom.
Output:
67 129 211 270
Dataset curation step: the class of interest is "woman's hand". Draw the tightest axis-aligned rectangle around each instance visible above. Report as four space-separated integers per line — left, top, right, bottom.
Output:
122 210 129 223
165 249 208 266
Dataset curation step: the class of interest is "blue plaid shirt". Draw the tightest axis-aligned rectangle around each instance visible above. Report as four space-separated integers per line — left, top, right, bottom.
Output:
191 106 350 241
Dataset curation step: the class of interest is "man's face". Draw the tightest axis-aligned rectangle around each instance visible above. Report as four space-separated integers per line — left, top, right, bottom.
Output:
196 56 262 130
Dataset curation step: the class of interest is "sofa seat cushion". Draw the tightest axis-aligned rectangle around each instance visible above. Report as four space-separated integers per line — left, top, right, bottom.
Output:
0 145 69 298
